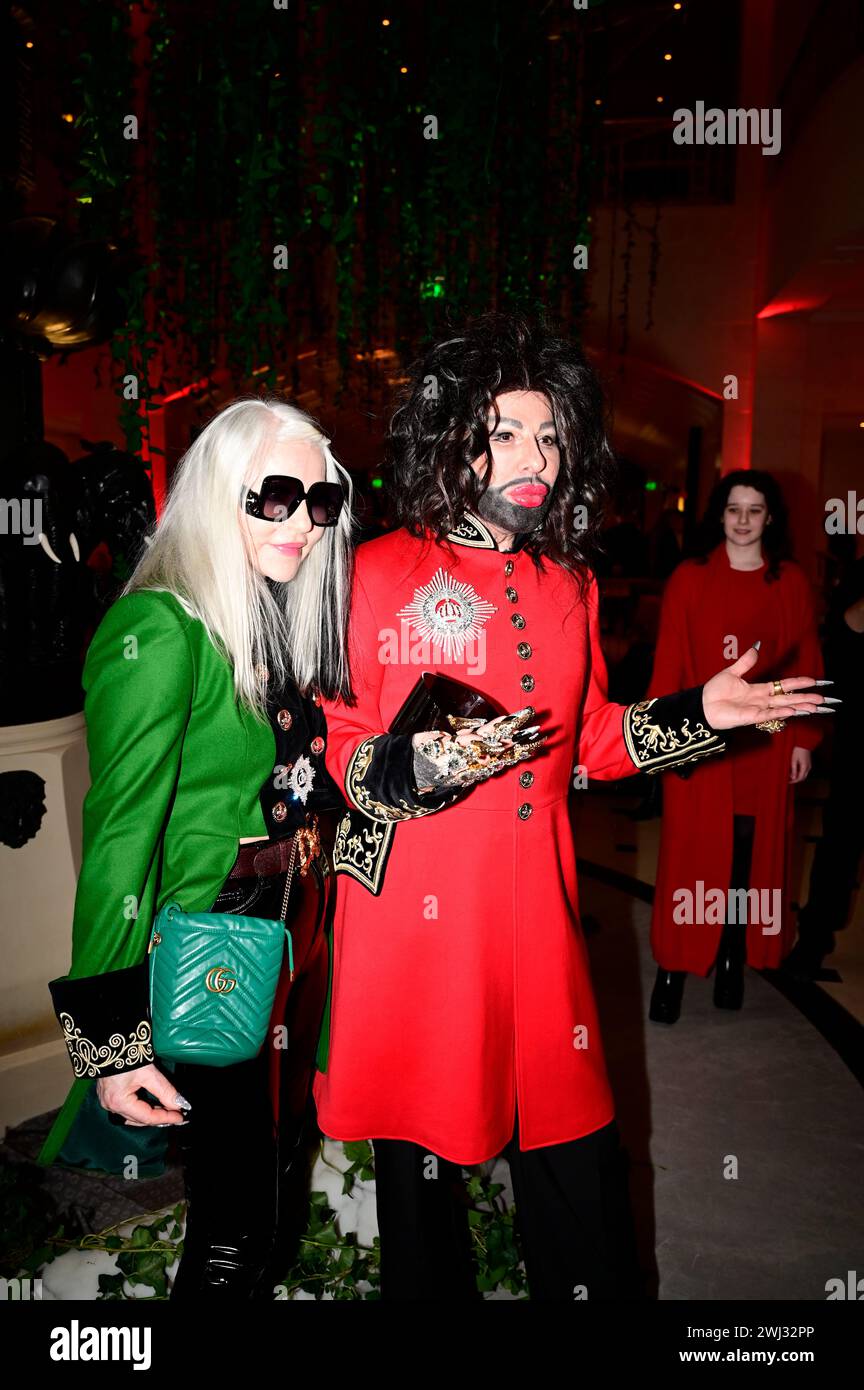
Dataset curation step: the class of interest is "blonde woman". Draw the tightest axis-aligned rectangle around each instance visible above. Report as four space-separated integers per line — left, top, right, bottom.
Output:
38 397 353 1299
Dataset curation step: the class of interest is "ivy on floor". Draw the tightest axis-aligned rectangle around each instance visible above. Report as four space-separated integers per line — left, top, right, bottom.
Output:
1 1144 527 1300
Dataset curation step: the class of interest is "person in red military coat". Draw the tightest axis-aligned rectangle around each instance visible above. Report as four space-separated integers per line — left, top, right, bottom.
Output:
647 471 827 1023
314 315 829 1300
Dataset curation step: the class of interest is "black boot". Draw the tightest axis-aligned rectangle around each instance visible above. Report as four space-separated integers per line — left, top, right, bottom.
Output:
171 1231 276 1299
783 937 830 982
649 967 686 1024
253 1127 312 1300
713 924 745 1010
169 1059 278 1300
783 907 835 981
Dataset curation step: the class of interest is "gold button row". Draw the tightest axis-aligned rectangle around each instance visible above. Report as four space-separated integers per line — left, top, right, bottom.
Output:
504 556 534 818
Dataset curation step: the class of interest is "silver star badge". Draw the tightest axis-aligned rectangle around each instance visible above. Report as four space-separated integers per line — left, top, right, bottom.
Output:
289 755 315 806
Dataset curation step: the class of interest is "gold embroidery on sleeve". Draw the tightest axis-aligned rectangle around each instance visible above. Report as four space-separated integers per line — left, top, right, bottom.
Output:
345 735 446 822
331 812 394 894
59 1016 154 1078
623 699 724 775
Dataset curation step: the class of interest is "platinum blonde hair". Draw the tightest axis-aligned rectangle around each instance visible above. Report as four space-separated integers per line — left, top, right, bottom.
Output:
123 395 355 719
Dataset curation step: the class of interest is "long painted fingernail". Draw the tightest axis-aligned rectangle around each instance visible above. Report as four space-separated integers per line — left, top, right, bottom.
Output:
814 707 835 713
174 1094 192 1110
822 697 842 703
753 640 761 651
814 680 833 686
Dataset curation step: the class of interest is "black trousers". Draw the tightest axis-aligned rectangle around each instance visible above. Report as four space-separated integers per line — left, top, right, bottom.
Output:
372 1111 644 1301
167 842 331 1293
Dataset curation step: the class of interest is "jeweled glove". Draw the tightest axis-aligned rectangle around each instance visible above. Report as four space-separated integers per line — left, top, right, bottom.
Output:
411 705 546 792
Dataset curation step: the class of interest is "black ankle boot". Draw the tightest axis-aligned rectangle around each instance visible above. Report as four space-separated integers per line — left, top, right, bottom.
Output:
649 967 686 1024
713 926 745 1010
254 1128 313 1300
171 1231 276 1300
169 1069 279 1300
783 919 835 981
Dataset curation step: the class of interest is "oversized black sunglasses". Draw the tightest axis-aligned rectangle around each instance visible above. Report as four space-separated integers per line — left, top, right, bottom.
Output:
244 475 345 527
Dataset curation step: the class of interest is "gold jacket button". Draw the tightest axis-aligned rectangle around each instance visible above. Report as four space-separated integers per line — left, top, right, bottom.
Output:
517 641 532 659
310 736 325 755
511 613 526 629
517 802 533 820
521 674 535 692
272 801 288 822
504 560 514 577
277 709 293 731
519 769 534 788
505 586 518 603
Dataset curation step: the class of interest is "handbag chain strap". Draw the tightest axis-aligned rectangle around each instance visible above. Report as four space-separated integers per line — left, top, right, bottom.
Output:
279 830 299 921
279 831 300 979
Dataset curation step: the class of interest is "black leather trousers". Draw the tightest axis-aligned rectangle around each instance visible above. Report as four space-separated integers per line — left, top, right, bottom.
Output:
167 839 331 1300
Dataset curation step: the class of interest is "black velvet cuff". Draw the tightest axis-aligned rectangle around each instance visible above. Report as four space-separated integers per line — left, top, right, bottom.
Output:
345 733 455 822
49 960 153 1078
623 685 725 776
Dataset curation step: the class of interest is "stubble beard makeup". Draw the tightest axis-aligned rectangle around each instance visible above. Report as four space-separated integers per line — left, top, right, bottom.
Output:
475 481 553 536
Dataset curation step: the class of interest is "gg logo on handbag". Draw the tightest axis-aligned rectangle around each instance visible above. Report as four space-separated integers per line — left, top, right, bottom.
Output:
205 965 237 994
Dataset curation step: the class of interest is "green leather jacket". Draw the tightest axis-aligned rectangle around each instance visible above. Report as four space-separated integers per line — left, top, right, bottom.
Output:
37 588 334 1166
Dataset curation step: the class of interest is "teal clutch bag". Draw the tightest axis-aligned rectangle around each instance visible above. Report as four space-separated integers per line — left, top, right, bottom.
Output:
147 901 295 1067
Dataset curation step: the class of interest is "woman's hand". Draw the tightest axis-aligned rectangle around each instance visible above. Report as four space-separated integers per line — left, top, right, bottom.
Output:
412 706 546 793
702 646 833 729
789 747 812 783
96 1063 190 1127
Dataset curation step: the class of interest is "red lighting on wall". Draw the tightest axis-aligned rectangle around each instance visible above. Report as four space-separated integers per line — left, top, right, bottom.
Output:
757 296 824 319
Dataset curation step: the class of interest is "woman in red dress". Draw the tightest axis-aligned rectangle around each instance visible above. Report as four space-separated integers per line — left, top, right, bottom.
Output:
648 471 829 1022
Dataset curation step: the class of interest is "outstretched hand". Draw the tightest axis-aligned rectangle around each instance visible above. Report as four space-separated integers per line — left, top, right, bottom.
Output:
701 646 832 730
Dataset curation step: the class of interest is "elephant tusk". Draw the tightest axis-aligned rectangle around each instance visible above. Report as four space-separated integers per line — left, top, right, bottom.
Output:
37 532 63 565
69 531 80 562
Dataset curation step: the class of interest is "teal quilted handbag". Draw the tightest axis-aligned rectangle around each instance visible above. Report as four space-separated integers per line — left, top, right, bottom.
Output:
147 901 295 1066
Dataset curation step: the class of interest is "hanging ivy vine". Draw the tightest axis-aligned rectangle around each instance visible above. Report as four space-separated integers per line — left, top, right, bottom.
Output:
64 0 610 448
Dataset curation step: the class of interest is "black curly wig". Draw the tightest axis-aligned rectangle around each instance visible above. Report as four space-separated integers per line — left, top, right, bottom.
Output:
384 311 617 592
692 468 793 582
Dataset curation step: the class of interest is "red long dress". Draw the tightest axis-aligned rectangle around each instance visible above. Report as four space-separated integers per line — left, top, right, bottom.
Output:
648 544 823 974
